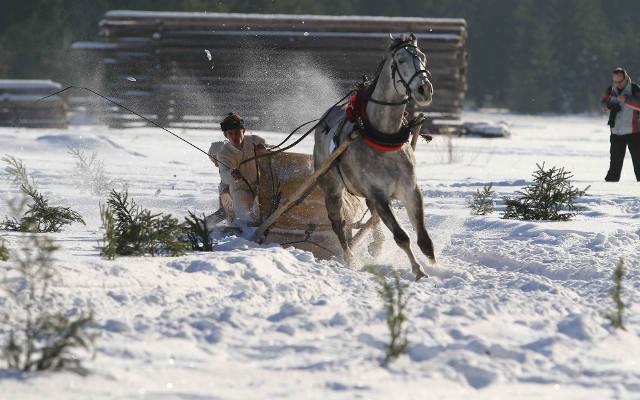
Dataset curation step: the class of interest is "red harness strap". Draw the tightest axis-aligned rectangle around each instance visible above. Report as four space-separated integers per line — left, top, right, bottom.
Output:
361 137 404 151
345 88 410 152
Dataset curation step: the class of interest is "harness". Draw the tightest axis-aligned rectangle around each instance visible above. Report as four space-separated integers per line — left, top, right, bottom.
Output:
343 41 429 152
346 87 413 152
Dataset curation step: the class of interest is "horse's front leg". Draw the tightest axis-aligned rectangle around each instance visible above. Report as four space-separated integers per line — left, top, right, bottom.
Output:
402 185 436 263
325 191 354 263
365 199 385 258
371 196 427 281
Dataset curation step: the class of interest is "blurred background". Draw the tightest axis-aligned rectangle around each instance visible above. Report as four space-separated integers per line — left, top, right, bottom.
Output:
1 0 639 114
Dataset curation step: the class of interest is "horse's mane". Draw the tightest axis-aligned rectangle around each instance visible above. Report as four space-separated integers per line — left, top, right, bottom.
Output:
388 35 414 51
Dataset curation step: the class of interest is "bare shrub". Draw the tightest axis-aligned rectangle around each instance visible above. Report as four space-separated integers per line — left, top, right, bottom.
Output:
67 147 123 196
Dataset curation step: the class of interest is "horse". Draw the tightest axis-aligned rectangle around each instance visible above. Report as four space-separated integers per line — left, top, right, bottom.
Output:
313 33 435 281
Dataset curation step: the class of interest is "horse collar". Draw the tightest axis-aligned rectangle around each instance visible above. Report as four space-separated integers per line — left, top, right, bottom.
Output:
346 87 412 152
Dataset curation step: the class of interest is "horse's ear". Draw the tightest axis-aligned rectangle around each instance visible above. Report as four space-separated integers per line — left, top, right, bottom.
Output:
409 32 417 43
389 33 395 40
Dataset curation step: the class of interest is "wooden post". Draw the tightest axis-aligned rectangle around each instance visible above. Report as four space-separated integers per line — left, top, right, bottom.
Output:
252 131 360 243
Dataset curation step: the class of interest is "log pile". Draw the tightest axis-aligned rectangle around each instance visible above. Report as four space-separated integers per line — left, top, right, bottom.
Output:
72 11 467 130
0 80 68 128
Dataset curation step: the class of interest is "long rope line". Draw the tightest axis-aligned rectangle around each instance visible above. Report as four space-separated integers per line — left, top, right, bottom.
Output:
16 85 260 196
17 85 357 197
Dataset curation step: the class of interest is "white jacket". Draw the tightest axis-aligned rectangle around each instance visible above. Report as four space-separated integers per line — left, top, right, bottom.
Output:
216 135 266 192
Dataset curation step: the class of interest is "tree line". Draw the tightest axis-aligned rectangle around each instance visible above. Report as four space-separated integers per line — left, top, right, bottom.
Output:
1 0 638 113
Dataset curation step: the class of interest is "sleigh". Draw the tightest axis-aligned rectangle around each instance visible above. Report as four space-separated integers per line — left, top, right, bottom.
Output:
253 145 366 259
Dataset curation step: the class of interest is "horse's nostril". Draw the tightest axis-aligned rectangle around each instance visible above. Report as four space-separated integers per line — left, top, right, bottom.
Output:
418 86 425 96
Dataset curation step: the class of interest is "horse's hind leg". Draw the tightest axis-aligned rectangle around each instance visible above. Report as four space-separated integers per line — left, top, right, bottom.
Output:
371 197 426 281
403 185 436 263
325 191 354 263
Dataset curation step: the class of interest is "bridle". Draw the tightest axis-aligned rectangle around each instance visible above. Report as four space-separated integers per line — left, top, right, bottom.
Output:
367 42 431 107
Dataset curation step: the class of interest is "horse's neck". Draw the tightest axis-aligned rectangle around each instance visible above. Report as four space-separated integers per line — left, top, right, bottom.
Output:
365 59 407 134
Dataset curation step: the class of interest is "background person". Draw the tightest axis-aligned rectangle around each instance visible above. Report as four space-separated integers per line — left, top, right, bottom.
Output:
601 67 640 182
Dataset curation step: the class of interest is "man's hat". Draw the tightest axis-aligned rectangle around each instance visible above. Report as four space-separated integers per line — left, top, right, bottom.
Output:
220 112 244 132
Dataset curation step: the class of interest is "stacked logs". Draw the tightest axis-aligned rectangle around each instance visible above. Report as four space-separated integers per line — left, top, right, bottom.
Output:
0 80 68 128
72 11 467 130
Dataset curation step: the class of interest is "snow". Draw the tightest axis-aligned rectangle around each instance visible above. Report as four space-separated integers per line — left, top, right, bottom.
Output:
1 111 639 399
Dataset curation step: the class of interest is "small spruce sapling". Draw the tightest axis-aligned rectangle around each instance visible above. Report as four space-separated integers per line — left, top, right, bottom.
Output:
0 234 96 372
369 267 410 365
1 156 85 233
184 211 214 251
502 163 589 221
99 203 117 260
0 237 8 261
605 258 626 331
100 189 188 257
467 183 496 215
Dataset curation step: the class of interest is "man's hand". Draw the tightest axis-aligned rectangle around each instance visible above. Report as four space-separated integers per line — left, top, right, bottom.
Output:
231 169 242 180
619 95 626 104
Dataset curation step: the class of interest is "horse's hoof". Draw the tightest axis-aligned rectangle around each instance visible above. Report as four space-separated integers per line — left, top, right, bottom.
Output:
427 255 437 264
414 270 428 282
343 250 355 265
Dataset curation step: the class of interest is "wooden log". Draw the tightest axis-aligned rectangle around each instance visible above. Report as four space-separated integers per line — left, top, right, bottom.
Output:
100 10 467 34
253 130 360 243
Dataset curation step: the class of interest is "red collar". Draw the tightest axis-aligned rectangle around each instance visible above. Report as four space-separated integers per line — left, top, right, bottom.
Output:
346 88 411 152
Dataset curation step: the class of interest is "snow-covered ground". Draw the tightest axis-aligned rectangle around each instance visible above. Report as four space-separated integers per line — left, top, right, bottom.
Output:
1 111 639 399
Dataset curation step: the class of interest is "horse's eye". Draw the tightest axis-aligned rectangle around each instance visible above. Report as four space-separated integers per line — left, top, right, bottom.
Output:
398 59 406 64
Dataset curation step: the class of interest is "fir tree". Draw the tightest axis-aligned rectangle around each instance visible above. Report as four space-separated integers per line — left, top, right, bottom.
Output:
502 163 589 221
467 183 496 215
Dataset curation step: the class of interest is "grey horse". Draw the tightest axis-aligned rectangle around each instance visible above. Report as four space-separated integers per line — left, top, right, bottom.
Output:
314 34 435 280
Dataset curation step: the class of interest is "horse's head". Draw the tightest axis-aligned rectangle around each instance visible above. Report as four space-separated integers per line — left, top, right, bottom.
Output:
388 33 433 106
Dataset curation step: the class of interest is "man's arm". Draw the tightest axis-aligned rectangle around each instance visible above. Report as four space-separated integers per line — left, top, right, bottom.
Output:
601 86 613 111
217 148 236 185
208 141 225 166
622 84 640 111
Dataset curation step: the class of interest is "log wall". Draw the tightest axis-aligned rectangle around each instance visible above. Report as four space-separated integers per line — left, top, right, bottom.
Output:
0 80 68 128
72 11 467 130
